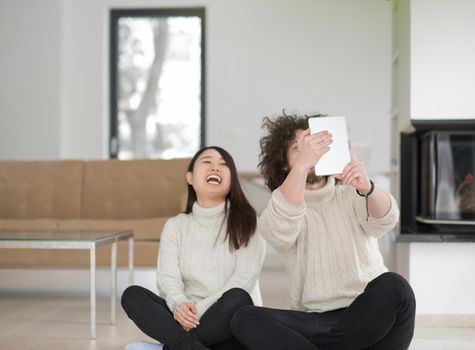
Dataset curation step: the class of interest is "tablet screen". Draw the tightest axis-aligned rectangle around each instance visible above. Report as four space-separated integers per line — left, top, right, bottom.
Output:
308 116 351 175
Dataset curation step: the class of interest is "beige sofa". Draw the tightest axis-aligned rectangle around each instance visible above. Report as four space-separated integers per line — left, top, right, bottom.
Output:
0 158 190 267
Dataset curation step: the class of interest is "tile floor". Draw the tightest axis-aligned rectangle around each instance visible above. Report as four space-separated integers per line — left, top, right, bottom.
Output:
1 251 474 349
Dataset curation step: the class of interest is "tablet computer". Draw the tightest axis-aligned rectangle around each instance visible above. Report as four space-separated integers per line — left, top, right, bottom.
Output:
308 116 350 176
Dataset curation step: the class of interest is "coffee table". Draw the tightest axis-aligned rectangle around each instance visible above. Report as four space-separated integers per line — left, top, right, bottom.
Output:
0 229 134 339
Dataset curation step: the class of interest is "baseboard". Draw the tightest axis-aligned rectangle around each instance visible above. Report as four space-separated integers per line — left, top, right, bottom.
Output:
416 314 475 327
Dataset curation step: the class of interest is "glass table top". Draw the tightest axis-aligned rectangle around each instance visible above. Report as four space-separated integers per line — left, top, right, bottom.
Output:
0 229 131 241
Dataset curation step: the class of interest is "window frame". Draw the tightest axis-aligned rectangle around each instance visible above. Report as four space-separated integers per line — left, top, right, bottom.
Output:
109 7 206 159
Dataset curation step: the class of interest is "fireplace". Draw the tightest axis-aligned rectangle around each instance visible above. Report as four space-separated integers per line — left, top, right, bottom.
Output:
400 120 475 236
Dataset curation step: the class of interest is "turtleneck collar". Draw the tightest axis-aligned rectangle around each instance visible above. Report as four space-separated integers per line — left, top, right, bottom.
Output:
304 176 336 204
191 200 227 220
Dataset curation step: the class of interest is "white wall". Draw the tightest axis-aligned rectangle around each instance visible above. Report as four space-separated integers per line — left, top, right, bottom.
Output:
0 0 62 159
399 243 475 315
203 0 392 172
0 0 392 174
411 0 475 119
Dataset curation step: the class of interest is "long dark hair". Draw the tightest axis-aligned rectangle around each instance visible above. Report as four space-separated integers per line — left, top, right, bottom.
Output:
185 146 257 251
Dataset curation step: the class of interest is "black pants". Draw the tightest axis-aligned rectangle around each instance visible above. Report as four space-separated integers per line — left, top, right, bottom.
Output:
121 286 252 350
231 272 416 350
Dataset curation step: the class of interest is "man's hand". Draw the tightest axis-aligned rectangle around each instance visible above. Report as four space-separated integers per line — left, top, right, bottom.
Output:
294 128 333 171
279 128 333 204
175 302 199 330
334 141 371 194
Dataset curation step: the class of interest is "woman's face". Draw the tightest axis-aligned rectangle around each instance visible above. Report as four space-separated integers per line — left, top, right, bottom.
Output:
186 148 232 201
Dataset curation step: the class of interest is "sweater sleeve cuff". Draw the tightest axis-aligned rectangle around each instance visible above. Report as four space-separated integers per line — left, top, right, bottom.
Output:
272 188 306 217
168 294 191 314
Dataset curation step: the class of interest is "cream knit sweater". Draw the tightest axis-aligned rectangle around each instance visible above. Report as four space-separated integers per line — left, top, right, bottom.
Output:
259 176 399 313
156 201 266 318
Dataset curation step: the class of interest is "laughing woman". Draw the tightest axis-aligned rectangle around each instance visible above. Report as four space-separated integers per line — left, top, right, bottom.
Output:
121 146 266 350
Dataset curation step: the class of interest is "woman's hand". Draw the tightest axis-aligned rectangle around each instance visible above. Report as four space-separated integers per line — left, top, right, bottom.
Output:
175 302 199 330
181 325 193 332
334 141 371 194
294 128 333 171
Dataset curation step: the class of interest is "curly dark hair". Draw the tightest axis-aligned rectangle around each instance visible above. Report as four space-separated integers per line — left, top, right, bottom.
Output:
258 111 326 191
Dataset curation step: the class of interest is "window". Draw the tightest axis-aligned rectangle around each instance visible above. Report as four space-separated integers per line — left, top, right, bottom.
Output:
110 8 205 159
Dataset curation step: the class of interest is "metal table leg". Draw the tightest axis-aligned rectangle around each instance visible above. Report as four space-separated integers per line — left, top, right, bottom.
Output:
111 240 117 325
128 237 134 285
90 244 96 339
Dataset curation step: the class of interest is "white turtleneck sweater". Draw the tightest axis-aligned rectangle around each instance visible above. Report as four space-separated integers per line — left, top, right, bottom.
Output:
156 201 266 318
259 176 399 313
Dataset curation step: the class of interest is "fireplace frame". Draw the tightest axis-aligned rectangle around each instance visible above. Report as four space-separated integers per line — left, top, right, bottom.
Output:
400 120 475 238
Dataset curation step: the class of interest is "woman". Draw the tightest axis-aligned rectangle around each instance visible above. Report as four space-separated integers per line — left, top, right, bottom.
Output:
121 146 266 350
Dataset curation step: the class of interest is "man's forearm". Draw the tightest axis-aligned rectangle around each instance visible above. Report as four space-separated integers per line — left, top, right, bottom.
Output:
367 187 391 218
279 165 308 205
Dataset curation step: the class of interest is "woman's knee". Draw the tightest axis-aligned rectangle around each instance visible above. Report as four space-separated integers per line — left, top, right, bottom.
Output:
221 288 253 306
121 285 146 313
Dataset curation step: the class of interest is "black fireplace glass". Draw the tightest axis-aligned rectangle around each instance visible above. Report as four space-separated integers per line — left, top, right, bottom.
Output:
420 131 475 222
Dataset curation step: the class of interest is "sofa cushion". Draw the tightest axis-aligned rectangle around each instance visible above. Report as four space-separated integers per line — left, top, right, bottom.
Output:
0 240 159 267
57 217 168 241
81 159 189 219
0 219 58 230
0 161 84 219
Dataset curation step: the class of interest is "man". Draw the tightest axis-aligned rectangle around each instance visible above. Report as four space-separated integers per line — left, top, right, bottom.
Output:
231 113 416 350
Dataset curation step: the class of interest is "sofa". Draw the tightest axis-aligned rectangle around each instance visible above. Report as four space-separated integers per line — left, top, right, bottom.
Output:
0 158 190 267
